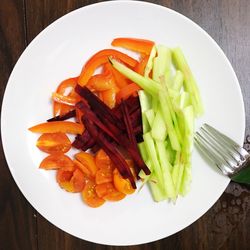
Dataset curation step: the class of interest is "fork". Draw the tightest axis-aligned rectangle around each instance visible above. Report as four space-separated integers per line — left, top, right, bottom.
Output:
194 123 250 184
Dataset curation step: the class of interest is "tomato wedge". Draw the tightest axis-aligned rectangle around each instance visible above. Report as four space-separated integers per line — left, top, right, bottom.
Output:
95 168 113 184
73 159 92 178
95 182 126 201
36 133 71 154
39 153 74 170
111 37 154 55
78 49 138 86
75 152 97 176
113 168 135 195
82 181 105 208
70 168 87 192
95 149 113 170
29 121 84 134
57 167 88 193
56 168 75 192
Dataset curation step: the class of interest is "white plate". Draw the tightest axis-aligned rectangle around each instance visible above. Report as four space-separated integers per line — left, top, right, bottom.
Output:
1 0 245 246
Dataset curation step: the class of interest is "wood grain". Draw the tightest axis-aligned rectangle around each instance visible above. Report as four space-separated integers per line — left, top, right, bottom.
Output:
0 0 249 249
0 1 38 250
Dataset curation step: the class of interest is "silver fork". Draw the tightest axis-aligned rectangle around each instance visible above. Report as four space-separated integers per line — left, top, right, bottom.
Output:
194 123 250 184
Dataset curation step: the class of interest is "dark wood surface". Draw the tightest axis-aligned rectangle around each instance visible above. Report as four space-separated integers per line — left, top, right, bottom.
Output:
0 0 249 249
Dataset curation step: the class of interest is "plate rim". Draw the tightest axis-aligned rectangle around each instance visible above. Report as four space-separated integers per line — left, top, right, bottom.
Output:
1 0 246 246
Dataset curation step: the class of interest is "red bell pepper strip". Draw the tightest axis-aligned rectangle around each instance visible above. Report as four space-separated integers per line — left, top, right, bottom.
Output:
78 49 138 86
116 83 141 104
111 38 154 55
134 55 150 76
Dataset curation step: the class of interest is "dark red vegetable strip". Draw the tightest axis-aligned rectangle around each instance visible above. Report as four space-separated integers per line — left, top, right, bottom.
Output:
83 117 136 188
75 85 124 129
121 100 141 177
72 130 96 151
47 109 76 122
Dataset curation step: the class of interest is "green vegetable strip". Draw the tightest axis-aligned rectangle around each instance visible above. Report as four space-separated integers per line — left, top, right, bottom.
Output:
159 91 181 151
152 45 172 83
151 108 167 141
149 173 166 202
172 70 184 92
110 58 160 96
172 47 203 116
155 140 176 198
144 109 155 128
141 112 150 134
160 82 182 144
144 45 157 78
143 133 164 191
138 90 152 112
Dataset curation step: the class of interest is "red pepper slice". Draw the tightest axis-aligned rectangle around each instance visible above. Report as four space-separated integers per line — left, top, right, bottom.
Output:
116 83 141 104
111 37 154 55
78 49 138 86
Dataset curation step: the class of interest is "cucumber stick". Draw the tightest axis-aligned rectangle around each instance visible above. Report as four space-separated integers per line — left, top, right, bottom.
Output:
172 47 203 116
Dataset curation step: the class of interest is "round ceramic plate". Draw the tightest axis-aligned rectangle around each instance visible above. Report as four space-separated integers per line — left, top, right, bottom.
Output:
1 0 245 246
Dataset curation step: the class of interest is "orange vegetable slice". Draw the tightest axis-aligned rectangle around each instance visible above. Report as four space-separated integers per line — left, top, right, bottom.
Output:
29 121 84 134
39 153 74 170
95 149 113 170
111 37 154 55
99 86 119 109
70 168 87 192
78 49 138 86
82 181 105 208
73 159 92 178
116 83 141 104
113 168 135 195
95 182 126 201
95 168 113 185
56 168 75 192
75 152 97 176
86 73 115 91
36 133 71 154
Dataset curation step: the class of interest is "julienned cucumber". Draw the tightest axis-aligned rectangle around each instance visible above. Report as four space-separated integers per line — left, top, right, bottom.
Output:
111 45 203 202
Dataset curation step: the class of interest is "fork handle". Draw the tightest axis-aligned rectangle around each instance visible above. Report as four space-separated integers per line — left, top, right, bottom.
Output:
231 157 250 184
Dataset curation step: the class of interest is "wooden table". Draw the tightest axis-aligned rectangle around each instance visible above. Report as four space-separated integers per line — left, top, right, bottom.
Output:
1 0 249 249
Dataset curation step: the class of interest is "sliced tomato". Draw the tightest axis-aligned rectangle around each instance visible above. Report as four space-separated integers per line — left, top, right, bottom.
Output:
36 133 71 154
56 168 75 192
73 159 92 178
95 168 113 185
70 168 88 192
29 121 84 134
75 152 97 176
95 149 113 170
82 181 105 208
95 182 126 201
113 168 135 195
39 153 74 170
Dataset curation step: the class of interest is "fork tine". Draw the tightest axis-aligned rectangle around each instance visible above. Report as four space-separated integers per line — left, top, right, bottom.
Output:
204 123 249 160
194 131 234 176
200 126 239 170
